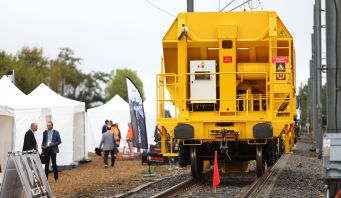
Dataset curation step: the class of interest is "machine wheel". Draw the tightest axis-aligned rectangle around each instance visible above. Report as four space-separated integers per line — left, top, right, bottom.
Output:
256 145 265 177
190 145 203 177
266 140 277 166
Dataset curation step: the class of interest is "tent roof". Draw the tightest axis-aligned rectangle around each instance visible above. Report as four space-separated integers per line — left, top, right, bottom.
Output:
88 94 129 112
27 83 85 112
0 75 51 114
0 75 26 107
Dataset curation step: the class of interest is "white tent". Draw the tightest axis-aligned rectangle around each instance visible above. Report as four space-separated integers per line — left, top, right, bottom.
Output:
0 76 50 182
0 76 51 153
0 104 14 184
27 83 86 166
87 95 130 152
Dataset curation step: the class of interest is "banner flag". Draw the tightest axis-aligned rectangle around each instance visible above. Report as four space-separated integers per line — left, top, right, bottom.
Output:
126 77 148 149
7 71 14 84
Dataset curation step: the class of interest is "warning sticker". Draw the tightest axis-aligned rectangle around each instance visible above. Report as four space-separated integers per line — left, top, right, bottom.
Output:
279 29 287 37
276 63 286 80
323 139 331 148
272 56 289 63
223 56 232 63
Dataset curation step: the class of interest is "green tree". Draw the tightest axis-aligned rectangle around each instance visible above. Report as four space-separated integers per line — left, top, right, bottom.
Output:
0 48 47 94
55 48 83 97
105 69 145 103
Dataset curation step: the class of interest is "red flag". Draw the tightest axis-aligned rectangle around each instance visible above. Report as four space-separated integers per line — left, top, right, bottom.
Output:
213 151 220 192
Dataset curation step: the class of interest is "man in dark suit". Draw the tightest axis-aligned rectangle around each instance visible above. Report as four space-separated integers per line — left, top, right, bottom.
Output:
23 123 38 152
102 120 109 133
42 121 62 182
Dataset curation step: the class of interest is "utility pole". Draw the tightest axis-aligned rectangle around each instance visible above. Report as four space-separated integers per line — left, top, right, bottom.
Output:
324 0 341 196
314 0 323 159
187 0 194 12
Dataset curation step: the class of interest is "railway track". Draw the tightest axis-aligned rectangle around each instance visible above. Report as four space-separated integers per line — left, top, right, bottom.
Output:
150 154 287 198
150 168 214 198
240 153 286 198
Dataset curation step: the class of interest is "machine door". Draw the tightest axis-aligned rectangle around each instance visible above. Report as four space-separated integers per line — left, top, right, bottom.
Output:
190 60 216 103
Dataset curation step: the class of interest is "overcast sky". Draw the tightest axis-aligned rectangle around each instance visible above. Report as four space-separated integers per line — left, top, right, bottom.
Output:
0 0 318 101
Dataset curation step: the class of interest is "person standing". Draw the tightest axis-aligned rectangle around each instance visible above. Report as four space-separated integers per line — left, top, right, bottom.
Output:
115 123 121 146
126 123 134 160
111 122 119 146
42 121 62 182
23 123 39 152
102 120 109 133
99 124 117 168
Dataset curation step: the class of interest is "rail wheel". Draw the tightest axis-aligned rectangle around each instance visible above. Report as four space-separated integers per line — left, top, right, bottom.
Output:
190 145 203 177
256 144 265 177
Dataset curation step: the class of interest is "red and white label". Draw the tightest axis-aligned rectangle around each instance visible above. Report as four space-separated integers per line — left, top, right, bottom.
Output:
223 56 232 63
323 139 330 148
272 56 289 63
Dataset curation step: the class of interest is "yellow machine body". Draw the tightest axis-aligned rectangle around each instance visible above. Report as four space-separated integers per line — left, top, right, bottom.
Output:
156 11 296 173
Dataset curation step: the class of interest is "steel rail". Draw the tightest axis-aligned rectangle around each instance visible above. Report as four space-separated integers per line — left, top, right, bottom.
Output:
241 154 286 198
151 169 214 198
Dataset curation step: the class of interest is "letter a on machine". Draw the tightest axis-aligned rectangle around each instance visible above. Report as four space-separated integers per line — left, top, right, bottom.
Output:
0 152 53 198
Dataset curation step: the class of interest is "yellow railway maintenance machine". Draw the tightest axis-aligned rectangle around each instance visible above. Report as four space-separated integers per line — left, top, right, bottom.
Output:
157 11 297 178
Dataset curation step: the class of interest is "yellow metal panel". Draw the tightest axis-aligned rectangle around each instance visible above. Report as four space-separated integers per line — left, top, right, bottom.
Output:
219 38 236 111
218 25 237 38
221 161 250 173
269 16 277 37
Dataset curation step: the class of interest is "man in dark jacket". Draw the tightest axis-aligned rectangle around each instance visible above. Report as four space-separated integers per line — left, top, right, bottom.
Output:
23 123 38 152
99 124 117 168
102 120 109 133
42 121 62 182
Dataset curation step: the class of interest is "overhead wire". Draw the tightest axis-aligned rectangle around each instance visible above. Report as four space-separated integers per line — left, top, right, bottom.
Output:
259 0 264 11
235 0 244 11
145 0 176 17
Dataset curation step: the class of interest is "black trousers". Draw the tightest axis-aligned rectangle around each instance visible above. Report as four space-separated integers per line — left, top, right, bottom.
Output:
104 150 115 167
44 147 58 180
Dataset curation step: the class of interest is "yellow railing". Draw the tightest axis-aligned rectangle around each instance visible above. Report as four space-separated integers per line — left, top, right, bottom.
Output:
156 71 294 120
156 72 271 118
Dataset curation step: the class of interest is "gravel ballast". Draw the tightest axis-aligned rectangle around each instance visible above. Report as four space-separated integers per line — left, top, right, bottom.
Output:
265 140 327 198
116 138 327 198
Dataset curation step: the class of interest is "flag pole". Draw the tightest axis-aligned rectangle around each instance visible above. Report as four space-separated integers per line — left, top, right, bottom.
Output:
213 151 220 193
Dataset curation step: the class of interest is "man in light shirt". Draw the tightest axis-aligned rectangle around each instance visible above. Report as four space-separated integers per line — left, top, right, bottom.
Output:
42 121 62 182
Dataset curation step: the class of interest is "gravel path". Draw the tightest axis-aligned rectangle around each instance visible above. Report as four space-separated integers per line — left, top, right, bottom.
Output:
265 140 327 198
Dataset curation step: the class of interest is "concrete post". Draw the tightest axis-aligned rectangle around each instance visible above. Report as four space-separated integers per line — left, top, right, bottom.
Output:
315 0 323 159
326 0 341 133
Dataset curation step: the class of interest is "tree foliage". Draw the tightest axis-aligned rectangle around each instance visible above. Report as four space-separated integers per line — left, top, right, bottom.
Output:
0 47 116 109
105 69 145 103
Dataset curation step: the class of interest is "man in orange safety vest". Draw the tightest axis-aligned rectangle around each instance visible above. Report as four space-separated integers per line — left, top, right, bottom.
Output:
126 123 134 160
111 123 120 147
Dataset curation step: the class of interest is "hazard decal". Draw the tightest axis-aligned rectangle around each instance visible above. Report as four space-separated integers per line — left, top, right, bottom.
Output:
279 29 287 37
276 63 286 80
